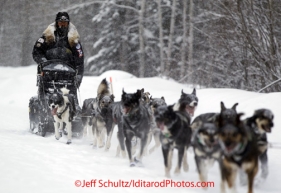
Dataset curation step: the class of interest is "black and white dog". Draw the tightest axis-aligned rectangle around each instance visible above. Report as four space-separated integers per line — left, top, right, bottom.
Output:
48 87 75 144
154 104 192 177
121 89 151 167
173 88 198 117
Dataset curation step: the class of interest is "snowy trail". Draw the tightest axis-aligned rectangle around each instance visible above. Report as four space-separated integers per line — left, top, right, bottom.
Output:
1 66 281 193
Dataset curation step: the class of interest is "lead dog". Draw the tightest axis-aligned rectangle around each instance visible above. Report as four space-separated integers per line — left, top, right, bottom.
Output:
48 87 75 144
217 112 259 193
155 104 192 177
191 102 238 186
240 108 274 185
121 89 151 167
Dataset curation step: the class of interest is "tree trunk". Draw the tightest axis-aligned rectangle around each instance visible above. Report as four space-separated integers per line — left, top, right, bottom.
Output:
21 0 31 66
138 0 146 77
157 0 165 76
187 0 194 83
267 0 276 56
165 0 176 77
180 0 187 79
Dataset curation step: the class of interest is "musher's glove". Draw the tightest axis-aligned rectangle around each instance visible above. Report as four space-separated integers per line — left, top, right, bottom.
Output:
37 58 48 74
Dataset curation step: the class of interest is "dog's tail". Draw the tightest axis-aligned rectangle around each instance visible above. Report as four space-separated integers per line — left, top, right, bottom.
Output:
60 87 70 95
97 78 110 97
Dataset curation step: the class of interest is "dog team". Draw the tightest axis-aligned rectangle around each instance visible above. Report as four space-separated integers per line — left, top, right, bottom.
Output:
47 78 274 193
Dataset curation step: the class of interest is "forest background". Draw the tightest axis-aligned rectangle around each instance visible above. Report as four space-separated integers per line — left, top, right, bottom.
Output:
1 0 280 92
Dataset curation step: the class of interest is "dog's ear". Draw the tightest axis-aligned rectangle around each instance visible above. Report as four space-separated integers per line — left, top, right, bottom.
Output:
232 103 239 111
191 120 202 131
161 96 165 101
168 104 175 112
212 114 220 128
220 101 226 111
235 113 244 125
110 94 115 101
181 89 185 95
136 89 142 99
150 95 153 100
141 88 144 93
217 112 225 129
122 88 126 94
192 88 196 95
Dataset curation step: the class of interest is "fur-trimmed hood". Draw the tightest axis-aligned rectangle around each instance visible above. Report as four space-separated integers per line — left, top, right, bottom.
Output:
43 22 80 47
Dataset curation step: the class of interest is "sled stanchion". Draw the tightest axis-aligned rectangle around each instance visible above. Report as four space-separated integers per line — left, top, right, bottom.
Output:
110 77 114 95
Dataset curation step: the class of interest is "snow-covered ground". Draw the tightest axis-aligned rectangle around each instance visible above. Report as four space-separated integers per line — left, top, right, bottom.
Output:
0 65 281 193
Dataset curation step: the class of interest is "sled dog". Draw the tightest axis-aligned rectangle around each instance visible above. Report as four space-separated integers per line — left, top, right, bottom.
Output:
48 87 75 144
121 89 151 166
154 104 192 177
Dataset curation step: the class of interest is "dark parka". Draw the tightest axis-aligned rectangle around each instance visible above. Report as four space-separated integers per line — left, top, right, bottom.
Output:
32 22 84 86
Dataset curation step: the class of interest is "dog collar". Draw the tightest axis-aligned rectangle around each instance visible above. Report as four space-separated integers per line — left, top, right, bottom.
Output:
197 136 205 146
164 133 171 138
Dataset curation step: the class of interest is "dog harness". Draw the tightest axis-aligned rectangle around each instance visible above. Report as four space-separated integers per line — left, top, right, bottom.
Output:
56 103 70 119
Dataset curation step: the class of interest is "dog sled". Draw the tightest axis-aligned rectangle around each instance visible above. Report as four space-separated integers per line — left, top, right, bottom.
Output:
28 59 83 138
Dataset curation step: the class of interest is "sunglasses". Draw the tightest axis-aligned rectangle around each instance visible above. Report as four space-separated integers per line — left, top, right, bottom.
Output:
57 21 68 27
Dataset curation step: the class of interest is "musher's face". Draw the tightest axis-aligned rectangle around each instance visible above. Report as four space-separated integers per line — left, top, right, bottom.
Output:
57 21 69 28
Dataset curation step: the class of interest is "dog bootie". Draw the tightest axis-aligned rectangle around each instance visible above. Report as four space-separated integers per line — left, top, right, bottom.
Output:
130 157 143 167
66 139 72 145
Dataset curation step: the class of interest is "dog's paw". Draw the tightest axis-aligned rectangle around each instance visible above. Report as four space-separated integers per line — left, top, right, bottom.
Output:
254 177 266 187
239 179 248 186
66 140 72 145
149 147 155 154
165 173 171 178
128 157 144 167
174 167 181 175
130 162 136 167
183 163 189 172
121 151 127 158
98 143 105 148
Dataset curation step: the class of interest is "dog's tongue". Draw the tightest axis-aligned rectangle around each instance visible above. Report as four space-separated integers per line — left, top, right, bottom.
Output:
186 106 195 116
51 108 58 115
123 107 130 114
264 126 272 133
157 122 165 131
